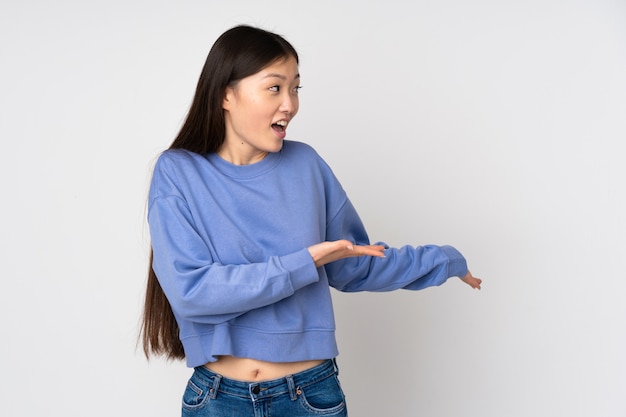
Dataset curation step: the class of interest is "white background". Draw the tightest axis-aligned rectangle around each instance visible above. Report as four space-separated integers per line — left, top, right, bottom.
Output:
1 1 625 416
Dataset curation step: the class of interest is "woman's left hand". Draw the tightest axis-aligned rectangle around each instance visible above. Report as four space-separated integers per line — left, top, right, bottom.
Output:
460 271 482 290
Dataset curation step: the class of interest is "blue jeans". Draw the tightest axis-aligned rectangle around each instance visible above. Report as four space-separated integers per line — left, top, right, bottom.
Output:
181 359 347 416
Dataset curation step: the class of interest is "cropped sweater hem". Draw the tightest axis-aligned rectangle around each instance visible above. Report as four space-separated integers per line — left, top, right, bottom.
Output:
181 326 339 368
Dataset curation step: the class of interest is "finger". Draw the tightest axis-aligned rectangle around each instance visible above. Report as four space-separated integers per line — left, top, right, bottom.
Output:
343 245 385 258
361 245 386 252
356 246 386 257
338 239 355 250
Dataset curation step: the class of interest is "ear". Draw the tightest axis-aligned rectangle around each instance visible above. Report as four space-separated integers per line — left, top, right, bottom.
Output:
222 86 235 111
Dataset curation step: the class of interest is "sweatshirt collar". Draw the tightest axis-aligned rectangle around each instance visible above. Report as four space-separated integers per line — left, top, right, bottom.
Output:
205 146 283 179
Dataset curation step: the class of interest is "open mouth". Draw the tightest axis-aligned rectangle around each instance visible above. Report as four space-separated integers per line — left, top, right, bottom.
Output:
272 120 287 134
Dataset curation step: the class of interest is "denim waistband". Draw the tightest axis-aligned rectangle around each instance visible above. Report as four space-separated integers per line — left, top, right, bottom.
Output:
193 359 338 401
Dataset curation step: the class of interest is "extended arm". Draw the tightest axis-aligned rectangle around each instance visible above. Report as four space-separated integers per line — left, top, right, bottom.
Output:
321 198 481 292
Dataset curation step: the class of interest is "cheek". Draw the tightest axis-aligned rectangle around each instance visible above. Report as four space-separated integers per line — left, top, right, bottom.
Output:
238 101 262 127
245 97 269 120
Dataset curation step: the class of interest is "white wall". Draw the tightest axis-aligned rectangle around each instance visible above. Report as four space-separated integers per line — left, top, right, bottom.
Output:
1 1 625 416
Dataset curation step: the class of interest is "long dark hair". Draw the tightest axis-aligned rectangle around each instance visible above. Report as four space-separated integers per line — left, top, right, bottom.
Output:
140 25 299 360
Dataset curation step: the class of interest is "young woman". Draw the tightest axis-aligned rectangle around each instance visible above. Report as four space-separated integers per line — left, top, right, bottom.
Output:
141 25 482 417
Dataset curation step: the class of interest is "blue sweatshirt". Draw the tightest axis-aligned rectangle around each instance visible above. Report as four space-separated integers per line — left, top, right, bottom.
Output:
148 140 468 367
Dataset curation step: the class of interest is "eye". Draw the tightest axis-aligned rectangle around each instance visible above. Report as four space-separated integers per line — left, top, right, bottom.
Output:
293 85 303 94
269 85 280 92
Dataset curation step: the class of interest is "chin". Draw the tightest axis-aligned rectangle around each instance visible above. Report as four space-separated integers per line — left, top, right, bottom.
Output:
267 140 284 153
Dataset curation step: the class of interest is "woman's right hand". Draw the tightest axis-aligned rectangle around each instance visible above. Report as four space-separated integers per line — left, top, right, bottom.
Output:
307 240 386 268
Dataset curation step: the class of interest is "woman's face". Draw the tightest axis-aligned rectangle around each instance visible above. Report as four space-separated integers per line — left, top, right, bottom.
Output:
220 55 300 165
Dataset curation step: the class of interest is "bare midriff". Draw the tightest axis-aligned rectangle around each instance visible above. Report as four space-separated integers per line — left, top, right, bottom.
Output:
204 356 325 382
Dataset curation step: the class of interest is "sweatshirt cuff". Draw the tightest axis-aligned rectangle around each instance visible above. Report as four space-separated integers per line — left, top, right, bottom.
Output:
280 248 320 292
440 245 468 278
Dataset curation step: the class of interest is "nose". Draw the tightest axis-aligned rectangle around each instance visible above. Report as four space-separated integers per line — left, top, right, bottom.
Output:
279 92 298 117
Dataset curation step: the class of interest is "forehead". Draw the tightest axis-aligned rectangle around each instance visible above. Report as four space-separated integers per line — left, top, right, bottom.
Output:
255 56 300 81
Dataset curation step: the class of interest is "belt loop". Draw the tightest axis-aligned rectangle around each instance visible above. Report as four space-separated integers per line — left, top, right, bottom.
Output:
286 375 298 401
209 375 221 399
332 358 339 376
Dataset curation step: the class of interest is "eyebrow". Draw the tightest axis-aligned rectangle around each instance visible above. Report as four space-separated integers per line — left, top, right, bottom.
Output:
263 73 300 81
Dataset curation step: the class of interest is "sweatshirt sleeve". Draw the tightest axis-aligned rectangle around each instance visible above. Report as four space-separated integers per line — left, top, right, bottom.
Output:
324 198 468 292
148 158 320 325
